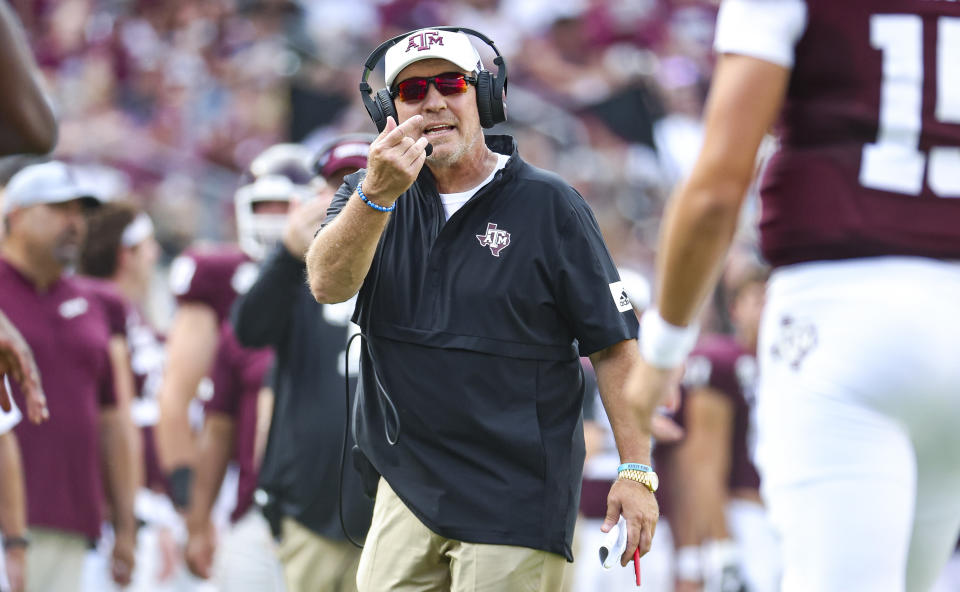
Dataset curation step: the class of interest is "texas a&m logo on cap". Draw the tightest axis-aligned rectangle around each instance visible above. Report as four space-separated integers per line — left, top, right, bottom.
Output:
476 222 511 257
406 31 445 53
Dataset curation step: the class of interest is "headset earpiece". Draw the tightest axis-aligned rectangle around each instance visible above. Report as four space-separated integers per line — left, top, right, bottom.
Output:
375 90 397 132
475 71 495 129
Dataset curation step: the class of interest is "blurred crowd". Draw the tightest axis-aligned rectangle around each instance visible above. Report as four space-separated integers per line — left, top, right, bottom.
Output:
10 0 723 308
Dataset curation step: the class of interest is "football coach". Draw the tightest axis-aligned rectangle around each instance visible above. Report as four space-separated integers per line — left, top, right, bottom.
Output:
306 26 658 591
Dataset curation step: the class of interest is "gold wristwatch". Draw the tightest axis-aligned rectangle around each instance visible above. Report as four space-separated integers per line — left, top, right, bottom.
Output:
617 468 659 493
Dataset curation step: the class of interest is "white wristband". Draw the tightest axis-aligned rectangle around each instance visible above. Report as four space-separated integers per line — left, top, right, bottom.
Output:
674 545 702 581
640 309 699 369
703 538 741 573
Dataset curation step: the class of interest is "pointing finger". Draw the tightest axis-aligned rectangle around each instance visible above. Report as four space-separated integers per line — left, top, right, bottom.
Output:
381 116 397 135
395 114 423 139
380 115 419 147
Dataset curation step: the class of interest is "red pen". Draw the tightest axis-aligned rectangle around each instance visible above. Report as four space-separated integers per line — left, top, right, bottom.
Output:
633 547 642 586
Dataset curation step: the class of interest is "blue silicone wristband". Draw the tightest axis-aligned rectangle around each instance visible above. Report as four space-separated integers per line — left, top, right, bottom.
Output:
357 182 395 213
618 463 653 473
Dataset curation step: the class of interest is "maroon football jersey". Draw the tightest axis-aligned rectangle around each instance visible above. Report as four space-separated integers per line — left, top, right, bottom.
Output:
124 304 167 491
653 334 760 521
0 258 117 540
206 322 273 523
744 0 960 266
168 245 258 325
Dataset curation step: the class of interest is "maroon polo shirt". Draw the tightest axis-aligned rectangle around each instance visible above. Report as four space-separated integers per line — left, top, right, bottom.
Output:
72 276 129 337
207 322 273 523
0 258 117 540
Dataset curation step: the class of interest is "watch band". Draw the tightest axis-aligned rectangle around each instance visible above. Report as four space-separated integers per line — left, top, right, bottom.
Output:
618 468 659 493
2 535 29 550
617 462 653 473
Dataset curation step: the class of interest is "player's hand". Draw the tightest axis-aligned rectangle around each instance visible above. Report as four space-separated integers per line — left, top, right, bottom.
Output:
625 356 683 435
4 546 26 592
602 477 659 566
185 520 216 580
0 318 48 423
111 529 136 586
156 525 179 582
361 115 429 205
651 412 684 443
283 197 330 260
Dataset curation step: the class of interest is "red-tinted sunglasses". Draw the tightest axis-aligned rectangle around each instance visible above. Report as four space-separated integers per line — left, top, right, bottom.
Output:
391 72 478 103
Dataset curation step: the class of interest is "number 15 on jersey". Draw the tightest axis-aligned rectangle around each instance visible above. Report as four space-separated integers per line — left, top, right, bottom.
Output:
860 15 960 197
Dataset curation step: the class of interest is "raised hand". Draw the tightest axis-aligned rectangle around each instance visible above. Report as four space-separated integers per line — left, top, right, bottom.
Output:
283 197 331 260
360 115 430 206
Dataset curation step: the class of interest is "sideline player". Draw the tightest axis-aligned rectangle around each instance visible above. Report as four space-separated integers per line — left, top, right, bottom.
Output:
79 202 197 591
627 1 960 590
184 322 281 591
653 259 779 592
164 143 313 591
231 135 374 592
155 144 313 509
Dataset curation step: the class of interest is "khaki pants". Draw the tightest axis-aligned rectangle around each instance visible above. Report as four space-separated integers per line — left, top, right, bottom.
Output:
357 478 566 592
26 528 88 592
277 517 362 592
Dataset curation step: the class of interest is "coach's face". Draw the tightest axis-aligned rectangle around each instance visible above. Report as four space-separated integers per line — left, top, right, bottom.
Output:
394 58 486 168
12 199 88 267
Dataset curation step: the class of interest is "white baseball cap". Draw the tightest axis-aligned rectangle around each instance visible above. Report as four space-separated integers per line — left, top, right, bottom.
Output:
384 28 484 89
3 161 100 217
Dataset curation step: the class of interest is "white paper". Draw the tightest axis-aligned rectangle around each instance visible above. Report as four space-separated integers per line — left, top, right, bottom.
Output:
598 516 628 569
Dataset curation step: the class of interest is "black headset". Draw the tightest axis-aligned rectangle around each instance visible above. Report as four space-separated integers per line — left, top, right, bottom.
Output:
359 26 508 132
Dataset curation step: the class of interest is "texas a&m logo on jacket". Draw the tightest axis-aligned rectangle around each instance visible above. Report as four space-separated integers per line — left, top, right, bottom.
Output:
476 222 511 257
406 31 445 53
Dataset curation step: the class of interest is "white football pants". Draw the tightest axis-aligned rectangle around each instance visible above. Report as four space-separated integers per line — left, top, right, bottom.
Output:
756 256 960 592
